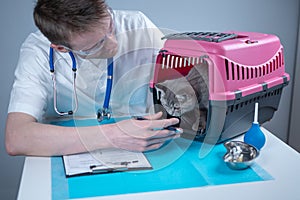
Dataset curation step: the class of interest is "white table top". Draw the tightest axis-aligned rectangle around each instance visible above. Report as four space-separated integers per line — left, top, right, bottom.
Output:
17 128 300 200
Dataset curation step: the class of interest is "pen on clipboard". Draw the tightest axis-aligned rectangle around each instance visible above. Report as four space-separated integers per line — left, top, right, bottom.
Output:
90 165 128 173
89 160 139 173
132 116 182 134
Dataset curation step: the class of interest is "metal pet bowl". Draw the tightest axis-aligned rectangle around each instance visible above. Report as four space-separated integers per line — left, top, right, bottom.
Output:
223 141 259 170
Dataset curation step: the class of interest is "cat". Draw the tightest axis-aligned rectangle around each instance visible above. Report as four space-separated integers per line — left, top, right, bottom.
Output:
155 63 209 136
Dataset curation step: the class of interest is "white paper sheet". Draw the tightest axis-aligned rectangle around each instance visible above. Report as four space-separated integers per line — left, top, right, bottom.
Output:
63 148 152 176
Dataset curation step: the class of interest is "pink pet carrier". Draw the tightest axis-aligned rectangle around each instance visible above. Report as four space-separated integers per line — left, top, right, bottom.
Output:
150 31 290 144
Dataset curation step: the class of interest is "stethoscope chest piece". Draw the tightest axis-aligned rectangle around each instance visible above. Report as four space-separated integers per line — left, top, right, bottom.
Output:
97 107 111 122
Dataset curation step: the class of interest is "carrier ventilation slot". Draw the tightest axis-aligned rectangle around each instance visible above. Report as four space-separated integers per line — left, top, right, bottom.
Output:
162 32 238 42
224 50 284 81
226 88 283 114
161 54 207 69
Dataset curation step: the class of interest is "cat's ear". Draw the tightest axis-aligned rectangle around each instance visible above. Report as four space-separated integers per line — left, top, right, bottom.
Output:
155 84 165 99
155 83 166 91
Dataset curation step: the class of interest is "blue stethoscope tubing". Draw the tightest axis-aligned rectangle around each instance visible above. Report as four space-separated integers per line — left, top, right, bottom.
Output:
49 47 78 116
97 57 113 122
103 57 113 112
49 47 113 121
49 47 76 72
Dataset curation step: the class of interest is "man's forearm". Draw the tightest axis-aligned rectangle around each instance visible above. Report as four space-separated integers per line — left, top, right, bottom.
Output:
5 112 113 156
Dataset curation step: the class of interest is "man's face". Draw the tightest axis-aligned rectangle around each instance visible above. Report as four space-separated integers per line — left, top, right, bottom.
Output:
68 14 118 59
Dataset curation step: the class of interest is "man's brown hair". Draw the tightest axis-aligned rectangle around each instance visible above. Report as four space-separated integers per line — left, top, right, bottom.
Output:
34 0 109 47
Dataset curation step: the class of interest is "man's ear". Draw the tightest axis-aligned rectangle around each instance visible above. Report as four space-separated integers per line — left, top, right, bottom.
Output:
50 44 69 53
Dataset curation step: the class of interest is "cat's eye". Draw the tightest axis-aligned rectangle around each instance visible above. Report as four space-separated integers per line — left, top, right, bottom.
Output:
173 102 180 108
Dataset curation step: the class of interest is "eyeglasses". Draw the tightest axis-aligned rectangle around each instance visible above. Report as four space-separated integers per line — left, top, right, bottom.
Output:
62 8 115 56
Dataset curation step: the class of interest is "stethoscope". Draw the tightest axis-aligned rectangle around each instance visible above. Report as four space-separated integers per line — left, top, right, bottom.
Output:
49 47 113 122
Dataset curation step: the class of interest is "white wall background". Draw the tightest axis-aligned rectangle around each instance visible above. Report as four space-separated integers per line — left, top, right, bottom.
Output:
0 0 299 199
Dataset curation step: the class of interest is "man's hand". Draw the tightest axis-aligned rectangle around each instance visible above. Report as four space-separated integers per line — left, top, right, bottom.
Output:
102 112 182 152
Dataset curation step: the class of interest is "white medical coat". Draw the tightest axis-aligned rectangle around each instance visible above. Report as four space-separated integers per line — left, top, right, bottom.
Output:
8 10 164 122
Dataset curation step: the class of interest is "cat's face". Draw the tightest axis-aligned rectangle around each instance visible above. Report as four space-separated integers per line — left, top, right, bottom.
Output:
155 77 198 116
154 64 209 133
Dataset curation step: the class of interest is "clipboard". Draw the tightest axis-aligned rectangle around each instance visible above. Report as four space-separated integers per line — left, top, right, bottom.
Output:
62 148 152 177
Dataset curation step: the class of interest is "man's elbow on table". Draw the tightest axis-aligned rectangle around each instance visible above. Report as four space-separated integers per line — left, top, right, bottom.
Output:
5 128 21 156
5 112 35 156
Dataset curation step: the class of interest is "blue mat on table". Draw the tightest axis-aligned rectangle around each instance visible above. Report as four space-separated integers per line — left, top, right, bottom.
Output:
51 118 273 199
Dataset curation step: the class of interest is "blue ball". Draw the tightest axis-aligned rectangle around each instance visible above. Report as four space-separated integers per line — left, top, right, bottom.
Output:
244 123 266 150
